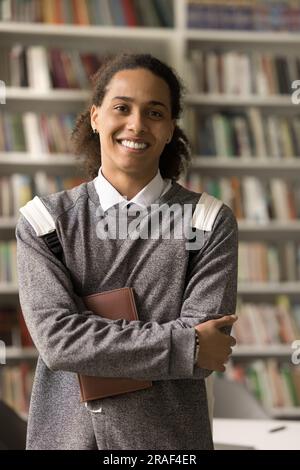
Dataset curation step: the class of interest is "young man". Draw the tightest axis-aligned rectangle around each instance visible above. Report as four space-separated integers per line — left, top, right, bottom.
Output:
16 54 237 450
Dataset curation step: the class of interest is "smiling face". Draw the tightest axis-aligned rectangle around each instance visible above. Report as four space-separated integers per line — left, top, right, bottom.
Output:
90 68 175 180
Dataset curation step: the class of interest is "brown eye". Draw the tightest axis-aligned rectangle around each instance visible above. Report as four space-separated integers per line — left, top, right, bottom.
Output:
148 110 163 118
115 105 128 112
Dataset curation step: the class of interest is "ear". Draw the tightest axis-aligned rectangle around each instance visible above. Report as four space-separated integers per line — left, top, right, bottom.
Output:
90 104 99 130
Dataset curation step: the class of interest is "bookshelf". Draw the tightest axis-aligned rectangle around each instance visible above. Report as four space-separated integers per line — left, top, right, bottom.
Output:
1 0 300 419
183 1 300 419
0 0 180 417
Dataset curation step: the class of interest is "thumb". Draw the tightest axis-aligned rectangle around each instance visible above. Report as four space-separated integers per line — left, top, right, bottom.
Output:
213 315 237 329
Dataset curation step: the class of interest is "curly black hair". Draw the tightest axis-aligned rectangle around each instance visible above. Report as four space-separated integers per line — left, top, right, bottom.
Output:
71 53 191 181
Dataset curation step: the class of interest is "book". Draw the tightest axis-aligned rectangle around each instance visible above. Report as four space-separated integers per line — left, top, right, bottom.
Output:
78 287 152 402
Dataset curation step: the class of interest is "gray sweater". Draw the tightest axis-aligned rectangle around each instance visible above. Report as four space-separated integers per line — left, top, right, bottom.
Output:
16 180 238 450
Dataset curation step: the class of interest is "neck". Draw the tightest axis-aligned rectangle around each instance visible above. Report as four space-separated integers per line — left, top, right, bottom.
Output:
101 165 158 200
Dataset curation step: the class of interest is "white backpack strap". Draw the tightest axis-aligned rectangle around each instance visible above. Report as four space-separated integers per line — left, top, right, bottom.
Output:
192 192 223 434
192 192 223 232
19 195 56 237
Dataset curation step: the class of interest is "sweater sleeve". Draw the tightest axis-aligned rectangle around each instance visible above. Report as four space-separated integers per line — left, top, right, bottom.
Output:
177 204 238 378
16 203 237 382
16 214 196 381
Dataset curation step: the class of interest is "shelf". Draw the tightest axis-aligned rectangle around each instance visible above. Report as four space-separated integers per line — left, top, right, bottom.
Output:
233 345 293 358
185 94 294 108
0 152 82 175
0 284 19 294
0 152 79 164
237 221 300 241
0 22 175 40
8 90 294 108
5 87 90 112
0 217 17 240
5 347 37 361
0 217 17 229
269 408 300 419
7 92 295 110
6 87 89 102
185 29 300 45
2 282 300 296
238 221 300 231
0 22 174 63
238 282 300 296
191 157 300 177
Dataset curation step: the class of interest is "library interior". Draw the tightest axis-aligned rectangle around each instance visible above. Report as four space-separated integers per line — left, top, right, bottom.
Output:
1 0 300 450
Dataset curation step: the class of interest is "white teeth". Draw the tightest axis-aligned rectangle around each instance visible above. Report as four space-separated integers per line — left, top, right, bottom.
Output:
120 140 147 150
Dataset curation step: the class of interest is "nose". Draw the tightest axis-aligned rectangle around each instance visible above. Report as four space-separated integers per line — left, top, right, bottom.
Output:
126 110 147 135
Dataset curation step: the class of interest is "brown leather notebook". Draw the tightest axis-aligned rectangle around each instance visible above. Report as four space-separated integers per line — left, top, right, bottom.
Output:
78 287 152 402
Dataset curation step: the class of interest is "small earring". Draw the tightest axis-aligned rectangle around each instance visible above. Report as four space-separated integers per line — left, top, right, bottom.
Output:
92 127 98 134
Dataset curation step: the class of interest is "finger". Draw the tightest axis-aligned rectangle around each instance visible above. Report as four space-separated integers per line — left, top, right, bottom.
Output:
213 315 237 329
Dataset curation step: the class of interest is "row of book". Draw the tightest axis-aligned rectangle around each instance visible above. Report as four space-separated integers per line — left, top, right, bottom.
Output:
4 107 300 160
2 359 299 416
0 363 35 416
187 49 300 96
1 298 300 415
0 241 17 284
0 174 86 217
1 238 300 284
1 173 300 224
185 175 300 222
2 297 299 350
2 45 104 90
0 112 76 153
0 307 34 348
226 360 300 409
238 242 300 283
7 44 299 95
187 0 300 32
234 296 300 345
186 108 300 159
3 296 298 349
1 239 300 285
0 0 173 27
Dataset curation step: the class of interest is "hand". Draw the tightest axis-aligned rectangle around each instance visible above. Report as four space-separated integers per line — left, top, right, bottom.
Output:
194 315 237 372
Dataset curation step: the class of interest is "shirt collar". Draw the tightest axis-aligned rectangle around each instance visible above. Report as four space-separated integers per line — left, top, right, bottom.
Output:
94 166 171 212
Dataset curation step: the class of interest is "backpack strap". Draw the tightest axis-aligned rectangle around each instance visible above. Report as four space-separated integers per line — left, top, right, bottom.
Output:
192 191 223 232
19 196 64 262
19 191 223 262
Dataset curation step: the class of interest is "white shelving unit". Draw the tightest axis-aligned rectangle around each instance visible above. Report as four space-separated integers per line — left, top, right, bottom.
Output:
0 0 185 391
1 0 300 418
5 347 38 361
185 94 295 107
0 283 19 294
179 5 300 420
232 345 294 358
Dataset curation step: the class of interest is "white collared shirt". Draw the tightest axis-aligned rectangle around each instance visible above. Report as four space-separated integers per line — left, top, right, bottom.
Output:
94 166 172 211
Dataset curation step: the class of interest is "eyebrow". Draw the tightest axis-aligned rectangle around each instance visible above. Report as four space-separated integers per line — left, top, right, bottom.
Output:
112 96 168 109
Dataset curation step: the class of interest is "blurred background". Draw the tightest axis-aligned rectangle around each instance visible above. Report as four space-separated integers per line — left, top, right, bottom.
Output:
0 0 300 448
